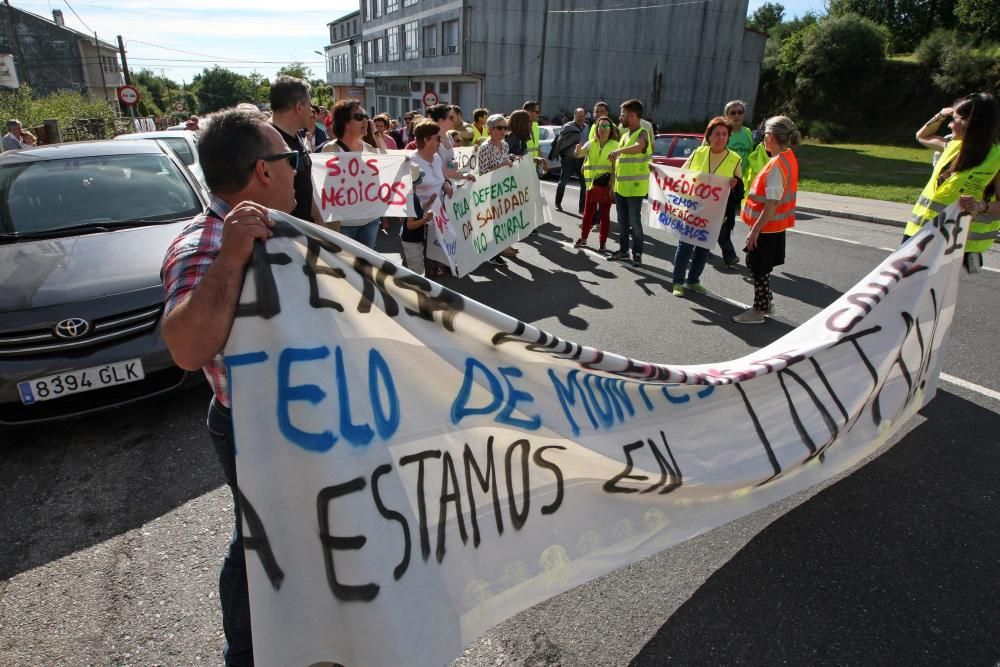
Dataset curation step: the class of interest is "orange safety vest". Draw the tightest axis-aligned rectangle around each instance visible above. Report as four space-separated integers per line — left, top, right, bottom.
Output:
740 149 798 233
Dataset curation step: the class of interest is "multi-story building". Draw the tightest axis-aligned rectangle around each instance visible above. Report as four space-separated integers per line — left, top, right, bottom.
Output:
0 5 123 104
352 0 766 126
323 10 366 108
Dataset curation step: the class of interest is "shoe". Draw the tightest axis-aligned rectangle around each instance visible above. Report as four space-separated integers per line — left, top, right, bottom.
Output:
501 246 518 257
672 284 685 297
725 257 740 269
764 304 777 317
488 256 507 266
574 239 587 248
555 203 563 212
631 256 642 267
598 244 607 253
608 251 629 261
733 309 766 324
687 282 708 294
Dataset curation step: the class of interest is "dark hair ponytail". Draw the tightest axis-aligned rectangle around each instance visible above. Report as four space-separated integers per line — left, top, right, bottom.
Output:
953 92 1000 174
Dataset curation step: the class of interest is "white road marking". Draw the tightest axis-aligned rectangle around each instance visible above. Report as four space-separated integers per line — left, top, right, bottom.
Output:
537 231 1000 401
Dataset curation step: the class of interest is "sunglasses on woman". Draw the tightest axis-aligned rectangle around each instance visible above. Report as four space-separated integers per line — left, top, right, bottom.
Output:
352 112 369 121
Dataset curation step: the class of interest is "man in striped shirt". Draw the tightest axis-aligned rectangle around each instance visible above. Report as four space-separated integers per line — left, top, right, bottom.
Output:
160 107 296 666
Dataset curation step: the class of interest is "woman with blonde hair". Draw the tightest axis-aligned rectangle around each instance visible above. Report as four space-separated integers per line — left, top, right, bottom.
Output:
734 116 800 324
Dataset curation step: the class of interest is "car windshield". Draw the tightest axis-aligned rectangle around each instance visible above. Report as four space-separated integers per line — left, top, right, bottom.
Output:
653 137 673 156
671 137 702 159
159 137 195 166
0 153 201 236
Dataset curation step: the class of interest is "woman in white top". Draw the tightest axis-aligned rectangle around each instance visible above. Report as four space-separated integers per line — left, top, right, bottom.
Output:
321 99 381 249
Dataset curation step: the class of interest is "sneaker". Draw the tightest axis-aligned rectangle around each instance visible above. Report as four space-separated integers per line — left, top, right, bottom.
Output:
687 282 708 294
764 303 777 317
598 244 607 253
488 256 507 266
631 256 642 267
574 239 587 248
555 203 564 212
672 284 685 297
608 251 629 261
733 309 766 324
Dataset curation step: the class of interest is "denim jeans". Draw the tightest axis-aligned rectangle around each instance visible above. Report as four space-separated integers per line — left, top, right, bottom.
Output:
556 157 586 211
340 219 380 250
207 399 254 666
615 194 645 258
673 241 710 285
717 184 742 264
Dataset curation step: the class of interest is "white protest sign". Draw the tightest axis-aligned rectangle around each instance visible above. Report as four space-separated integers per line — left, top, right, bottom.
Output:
646 163 732 249
226 205 968 667
311 151 415 222
426 157 545 276
452 145 478 174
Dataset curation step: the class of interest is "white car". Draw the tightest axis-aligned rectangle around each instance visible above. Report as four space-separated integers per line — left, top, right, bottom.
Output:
537 125 562 179
113 130 205 188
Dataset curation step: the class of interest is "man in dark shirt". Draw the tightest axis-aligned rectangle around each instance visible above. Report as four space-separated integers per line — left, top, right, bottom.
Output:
269 75 319 223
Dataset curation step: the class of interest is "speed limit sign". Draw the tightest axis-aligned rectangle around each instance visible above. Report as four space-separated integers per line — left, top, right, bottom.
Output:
117 85 139 106
422 90 439 107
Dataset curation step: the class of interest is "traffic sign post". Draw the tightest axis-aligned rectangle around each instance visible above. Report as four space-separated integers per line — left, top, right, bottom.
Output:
422 90 439 108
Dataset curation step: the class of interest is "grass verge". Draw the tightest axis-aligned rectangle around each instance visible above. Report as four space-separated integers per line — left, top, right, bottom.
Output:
797 142 934 204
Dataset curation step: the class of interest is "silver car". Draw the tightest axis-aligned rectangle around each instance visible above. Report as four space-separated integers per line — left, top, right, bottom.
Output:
114 129 205 188
0 140 208 425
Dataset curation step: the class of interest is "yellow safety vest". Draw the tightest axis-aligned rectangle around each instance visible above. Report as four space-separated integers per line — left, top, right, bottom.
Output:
527 121 540 158
614 126 652 197
472 124 487 145
905 140 1000 253
582 139 619 189
687 146 741 178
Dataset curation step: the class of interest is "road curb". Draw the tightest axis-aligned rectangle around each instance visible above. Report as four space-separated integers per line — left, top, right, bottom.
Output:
797 206 906 229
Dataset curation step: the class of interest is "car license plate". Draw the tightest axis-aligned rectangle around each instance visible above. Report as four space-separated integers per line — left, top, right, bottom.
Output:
17 359 145 405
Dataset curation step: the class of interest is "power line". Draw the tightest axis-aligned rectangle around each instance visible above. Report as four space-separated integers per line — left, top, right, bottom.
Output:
123 38 261 63
548 0 710 14
61 0 92 32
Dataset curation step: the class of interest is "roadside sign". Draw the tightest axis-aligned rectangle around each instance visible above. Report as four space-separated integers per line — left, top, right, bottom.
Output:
174 101 185 111
422 90 438 107
117 85 139 106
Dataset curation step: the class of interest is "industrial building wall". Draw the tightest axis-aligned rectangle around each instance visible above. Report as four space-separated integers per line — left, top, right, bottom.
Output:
467 0 765 126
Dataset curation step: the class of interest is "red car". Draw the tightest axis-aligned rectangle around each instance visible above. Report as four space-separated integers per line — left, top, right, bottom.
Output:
651 133 703 168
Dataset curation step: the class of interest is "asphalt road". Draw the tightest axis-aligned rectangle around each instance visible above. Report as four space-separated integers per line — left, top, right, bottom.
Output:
2 180 998 666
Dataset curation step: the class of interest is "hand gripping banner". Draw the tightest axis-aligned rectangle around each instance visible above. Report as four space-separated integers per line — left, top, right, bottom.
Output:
225 204 968 666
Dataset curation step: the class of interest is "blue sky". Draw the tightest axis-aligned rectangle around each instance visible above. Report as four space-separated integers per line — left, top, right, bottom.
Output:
16 0 828 87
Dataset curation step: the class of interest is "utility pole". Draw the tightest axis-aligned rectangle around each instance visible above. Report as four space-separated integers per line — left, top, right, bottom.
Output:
117 35 131 85
536 0 549 110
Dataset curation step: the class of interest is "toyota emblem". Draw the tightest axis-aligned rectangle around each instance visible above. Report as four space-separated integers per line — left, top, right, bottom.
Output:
54 318 90 339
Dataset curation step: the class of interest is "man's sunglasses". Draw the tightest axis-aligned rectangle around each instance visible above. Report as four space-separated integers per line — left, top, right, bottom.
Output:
352 112 369 121
260 150 300 171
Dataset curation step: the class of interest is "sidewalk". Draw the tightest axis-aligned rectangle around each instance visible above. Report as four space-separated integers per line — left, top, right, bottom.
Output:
797 191 911 228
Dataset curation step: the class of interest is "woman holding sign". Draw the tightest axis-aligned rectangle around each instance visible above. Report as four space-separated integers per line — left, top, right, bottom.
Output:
573 116 620 251
321 99 381 250
734 116 800 324
670 116 742 297
410 120 455 277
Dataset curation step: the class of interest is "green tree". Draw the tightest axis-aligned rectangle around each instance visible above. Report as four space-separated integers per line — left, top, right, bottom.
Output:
827 0 956 52
955 0 1000 42
748 2 785 33
190 66 256 113
793 13 887 123
275 62 314 80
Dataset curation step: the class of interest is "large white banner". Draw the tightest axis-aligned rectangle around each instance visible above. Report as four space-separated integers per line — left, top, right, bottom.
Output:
226 205 968 666
426 157 546 276
311 151 415 222
646 163 732 249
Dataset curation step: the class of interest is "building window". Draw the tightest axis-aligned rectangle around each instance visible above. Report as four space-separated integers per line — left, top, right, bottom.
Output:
364 0 373 21
375 37 385 62
375 0 382 18
365 40 374 64
404 21 418 60
387 0 399 13
404 0 417 6
411 80 421 93
354 43 362 73
439 81 449 94
386 26 400 61
443 20 459 55
422 24 438 57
